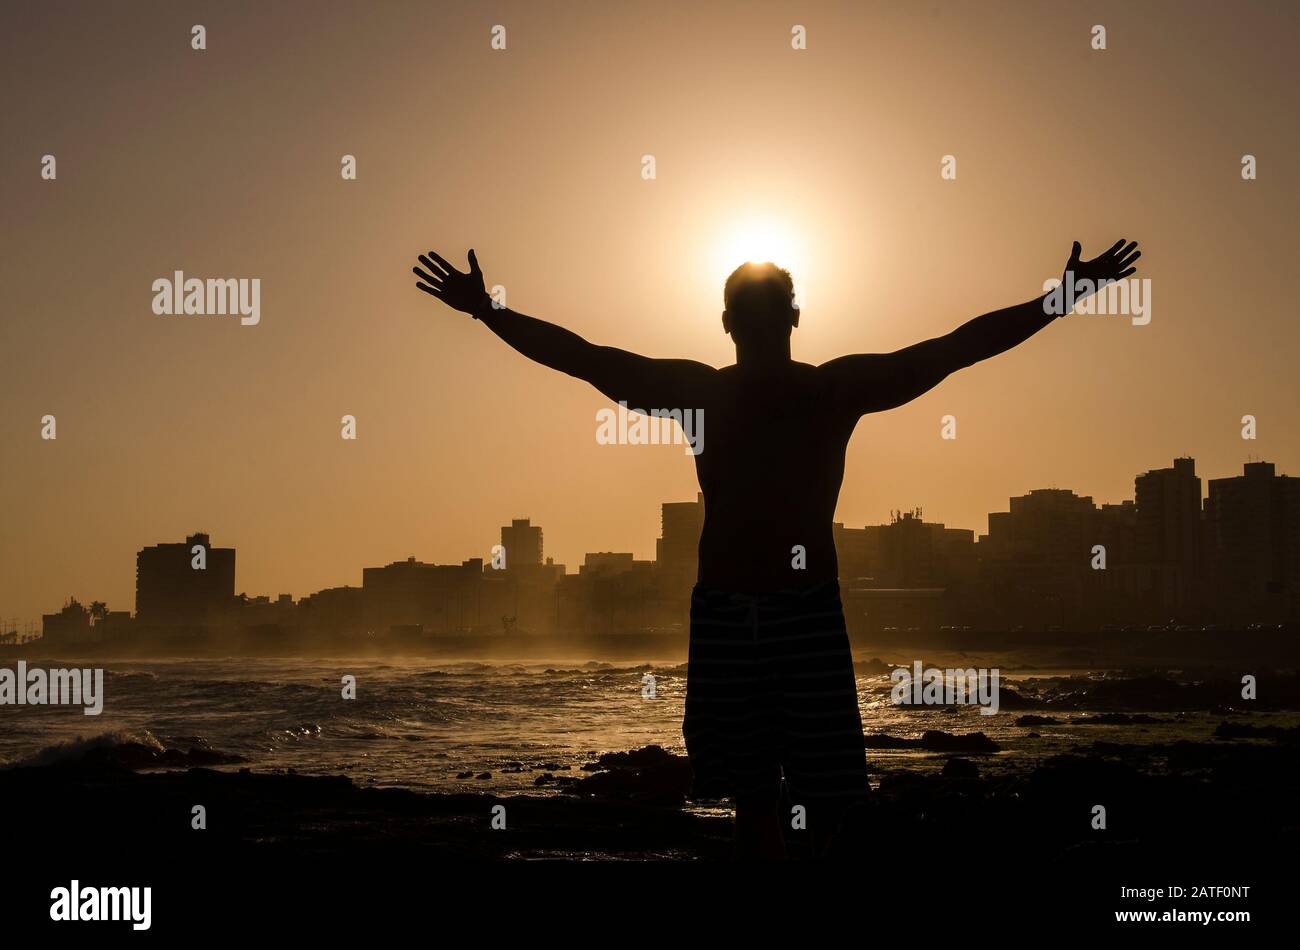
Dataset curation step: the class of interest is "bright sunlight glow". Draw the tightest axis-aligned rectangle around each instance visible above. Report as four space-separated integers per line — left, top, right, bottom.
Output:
714 217 804 275
711 216 809 307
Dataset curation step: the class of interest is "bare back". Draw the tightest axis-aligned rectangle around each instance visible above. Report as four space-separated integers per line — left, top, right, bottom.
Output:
692 362 856 592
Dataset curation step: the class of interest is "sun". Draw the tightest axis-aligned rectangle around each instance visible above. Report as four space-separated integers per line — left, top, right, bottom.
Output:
715 217 804 274
711 216 808 305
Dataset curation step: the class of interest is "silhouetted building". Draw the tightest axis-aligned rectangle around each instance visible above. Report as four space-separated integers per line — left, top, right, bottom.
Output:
656 492 704 588
237 593 297 627
1092 499 1142 619
882 509 936 586
362 556 486 634
1204 461 1300 622
559 554 667 635
500 518 543 568
833 522 885 584
41 598 93 643
851 588 947 637
1097 500 1138 561
980 489 1097 628
296 585 366 637
1134 457 1202 613
581 552 640 575
135 532 236 627
833 511 974 638
494 556 565 635
878 509 976 589
97 611 132 635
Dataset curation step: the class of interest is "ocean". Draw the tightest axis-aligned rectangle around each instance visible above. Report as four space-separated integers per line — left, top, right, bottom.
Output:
0 657 1252 797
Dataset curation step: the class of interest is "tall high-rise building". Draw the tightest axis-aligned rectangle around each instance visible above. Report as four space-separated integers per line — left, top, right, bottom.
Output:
1204 461 1300 621
500 518 543 568
1135 456 1201 562
1097 500 1138 561
1133 457 1202 612
135 532 236 626
656 492 704 588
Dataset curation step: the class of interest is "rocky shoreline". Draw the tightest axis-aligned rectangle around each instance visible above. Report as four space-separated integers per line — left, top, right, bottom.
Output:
4 716 1296 869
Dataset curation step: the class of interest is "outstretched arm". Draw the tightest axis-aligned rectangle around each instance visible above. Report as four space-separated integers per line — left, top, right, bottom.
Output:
822 240 1140 414
413 248 717 408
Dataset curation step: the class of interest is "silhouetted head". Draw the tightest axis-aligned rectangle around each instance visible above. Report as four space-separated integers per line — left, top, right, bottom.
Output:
722 262 799 355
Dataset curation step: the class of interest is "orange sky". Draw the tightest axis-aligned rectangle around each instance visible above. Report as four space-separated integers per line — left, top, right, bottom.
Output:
3 1 1297 624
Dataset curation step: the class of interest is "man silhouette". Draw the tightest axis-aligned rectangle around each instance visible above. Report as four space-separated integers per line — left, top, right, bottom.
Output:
413 239 1141 860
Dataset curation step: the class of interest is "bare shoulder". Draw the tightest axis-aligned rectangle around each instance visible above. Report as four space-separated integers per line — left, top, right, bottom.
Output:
817 353 899 389
814 353 899 415
817 353 885 374
668 357 724 390
653 356 723 404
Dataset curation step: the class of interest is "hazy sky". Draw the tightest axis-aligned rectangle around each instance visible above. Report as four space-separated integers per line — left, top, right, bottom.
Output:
3 1 1297 624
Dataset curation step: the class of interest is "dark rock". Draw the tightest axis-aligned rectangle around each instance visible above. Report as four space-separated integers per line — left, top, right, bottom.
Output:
24 736 245 772
1213 721 1300 741
588 745 677 771
942 757 980 779
990 686 1036 710
864 730 999 754
568 744 693 806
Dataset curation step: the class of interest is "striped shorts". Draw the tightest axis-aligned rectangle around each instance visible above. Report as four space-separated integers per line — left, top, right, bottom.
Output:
682 579 869 803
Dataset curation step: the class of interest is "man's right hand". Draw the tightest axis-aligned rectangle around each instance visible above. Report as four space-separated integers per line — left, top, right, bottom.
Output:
413 248 490 316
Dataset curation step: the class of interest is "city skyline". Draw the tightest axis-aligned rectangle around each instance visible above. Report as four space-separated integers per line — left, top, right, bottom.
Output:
10 452 1296 634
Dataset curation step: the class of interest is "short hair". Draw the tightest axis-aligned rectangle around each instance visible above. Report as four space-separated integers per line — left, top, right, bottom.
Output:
723 262 794 312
